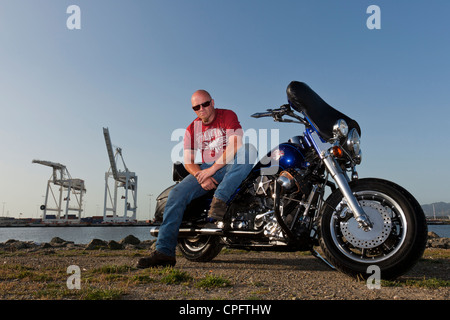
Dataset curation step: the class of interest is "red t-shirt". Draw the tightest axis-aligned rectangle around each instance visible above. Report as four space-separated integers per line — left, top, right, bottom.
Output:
184 109 243 163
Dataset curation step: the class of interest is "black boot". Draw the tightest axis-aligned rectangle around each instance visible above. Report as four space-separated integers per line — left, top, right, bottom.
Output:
207 197 227 220
136 250 176 269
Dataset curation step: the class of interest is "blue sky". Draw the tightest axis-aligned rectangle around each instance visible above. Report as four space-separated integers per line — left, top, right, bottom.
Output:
0 0 449 220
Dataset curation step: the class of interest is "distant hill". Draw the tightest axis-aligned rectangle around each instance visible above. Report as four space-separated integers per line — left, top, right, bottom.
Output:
421 202 450 218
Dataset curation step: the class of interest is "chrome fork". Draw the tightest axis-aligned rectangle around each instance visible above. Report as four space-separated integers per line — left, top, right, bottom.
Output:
307 130 372 229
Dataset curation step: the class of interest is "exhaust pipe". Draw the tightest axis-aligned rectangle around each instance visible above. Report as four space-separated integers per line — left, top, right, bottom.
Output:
150 226 222 237
149 226 263 238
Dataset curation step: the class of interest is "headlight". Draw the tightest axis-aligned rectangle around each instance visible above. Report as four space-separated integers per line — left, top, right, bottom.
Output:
333 119 348 139
346 128 361 156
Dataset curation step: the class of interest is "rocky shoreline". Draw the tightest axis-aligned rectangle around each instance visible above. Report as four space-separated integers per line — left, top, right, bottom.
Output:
0 234 155 251
1 232 449 251
427 232 450 249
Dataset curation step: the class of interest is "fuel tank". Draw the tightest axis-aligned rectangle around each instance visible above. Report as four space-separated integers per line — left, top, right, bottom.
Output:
253 136 310 175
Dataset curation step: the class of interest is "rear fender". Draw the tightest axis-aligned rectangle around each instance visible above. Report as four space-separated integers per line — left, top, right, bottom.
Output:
154 184 214 223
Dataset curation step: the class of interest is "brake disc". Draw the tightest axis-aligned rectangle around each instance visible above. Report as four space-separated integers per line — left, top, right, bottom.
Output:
340 200 393 249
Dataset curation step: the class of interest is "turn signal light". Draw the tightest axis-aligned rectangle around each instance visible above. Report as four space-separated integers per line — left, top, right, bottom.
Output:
332 146 344 158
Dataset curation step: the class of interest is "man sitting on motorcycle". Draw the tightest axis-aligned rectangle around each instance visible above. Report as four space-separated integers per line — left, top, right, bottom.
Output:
137 89 256 268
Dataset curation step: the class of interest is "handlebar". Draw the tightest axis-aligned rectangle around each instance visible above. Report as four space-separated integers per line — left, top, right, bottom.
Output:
251 104 307 125
251 104 290 118
251 111 273 118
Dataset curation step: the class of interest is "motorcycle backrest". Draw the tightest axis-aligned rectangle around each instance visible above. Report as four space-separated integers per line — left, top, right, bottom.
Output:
172 162 190 182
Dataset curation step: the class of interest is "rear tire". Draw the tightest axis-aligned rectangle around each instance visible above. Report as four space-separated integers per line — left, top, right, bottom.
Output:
320 178 427 280
178 236 223 262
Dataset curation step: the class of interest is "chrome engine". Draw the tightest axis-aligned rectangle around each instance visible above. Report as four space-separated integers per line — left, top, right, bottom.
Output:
229 175 289 242
228 170 313 243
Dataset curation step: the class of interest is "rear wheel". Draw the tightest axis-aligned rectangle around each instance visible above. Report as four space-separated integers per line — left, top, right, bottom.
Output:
178 236 223 262
320 178 427 280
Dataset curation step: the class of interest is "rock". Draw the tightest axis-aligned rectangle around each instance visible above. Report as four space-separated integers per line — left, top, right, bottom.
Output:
50 237 66 244
427 237 450 249
85 238 108 250
120 235 141 245
41 243 52 249
50 237 74 247
108 240 124 250
3 240 36 250
426 231 450 249
11 241 31 250
427 231 440 239
426 231 449 248
140 240 156 248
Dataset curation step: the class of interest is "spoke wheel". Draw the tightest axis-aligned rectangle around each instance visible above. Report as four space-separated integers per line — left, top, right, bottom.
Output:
178 236 223 262
320 178 427 279
330 192 407 263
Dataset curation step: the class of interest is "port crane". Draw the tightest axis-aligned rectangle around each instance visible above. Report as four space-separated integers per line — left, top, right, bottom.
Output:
32 160 85 223
102 127 137 223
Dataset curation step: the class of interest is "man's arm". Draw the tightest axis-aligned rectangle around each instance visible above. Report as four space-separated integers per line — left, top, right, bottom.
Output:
184 149 218 190
183 149 201 176
194 134 243 184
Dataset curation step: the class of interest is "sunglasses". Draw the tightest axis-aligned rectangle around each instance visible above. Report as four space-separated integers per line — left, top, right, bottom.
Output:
192 100 211 111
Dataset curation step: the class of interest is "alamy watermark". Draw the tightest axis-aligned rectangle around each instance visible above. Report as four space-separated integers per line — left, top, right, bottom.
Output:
366 265 381 289
67 265 81 290
170 127 281 175
65 4 380 31
64 263 382 290
367 5 381 30
66 5 81 30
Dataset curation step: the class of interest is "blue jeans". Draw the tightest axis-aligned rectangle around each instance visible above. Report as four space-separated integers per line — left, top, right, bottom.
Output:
155 143 257 257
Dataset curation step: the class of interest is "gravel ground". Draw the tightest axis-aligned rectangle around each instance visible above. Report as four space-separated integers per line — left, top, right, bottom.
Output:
0 244 448 301
129 249 450 300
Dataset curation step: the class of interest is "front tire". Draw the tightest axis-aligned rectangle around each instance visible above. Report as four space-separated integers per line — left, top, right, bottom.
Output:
320 178 427 280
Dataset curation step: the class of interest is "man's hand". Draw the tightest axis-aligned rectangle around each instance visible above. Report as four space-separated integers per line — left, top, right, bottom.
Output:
200 177 218 190
194 167 218 190
194 167 216 184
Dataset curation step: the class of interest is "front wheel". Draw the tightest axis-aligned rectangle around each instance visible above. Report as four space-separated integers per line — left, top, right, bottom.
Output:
320 178 427 280
178 236 223 262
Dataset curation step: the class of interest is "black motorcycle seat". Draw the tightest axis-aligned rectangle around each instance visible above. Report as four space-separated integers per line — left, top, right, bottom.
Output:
286 81 361 141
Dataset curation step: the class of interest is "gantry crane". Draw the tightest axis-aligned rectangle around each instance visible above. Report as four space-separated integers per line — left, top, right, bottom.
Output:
32 159 85 223
102 127 137 223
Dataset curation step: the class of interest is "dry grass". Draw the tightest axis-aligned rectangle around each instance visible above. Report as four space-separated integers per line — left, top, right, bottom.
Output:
0 246 448 300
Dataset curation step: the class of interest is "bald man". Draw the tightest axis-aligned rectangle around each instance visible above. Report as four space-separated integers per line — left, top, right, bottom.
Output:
137 90 256 268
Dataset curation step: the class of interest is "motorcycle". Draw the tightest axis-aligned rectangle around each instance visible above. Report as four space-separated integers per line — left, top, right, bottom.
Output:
150 81 427 280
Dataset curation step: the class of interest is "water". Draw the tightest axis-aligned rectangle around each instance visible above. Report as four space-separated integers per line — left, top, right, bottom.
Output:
428 224 450 238
0 226 156 244
0 224 448 245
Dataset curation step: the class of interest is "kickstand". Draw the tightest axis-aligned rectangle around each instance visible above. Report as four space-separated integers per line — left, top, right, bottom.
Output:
310 249 335 270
